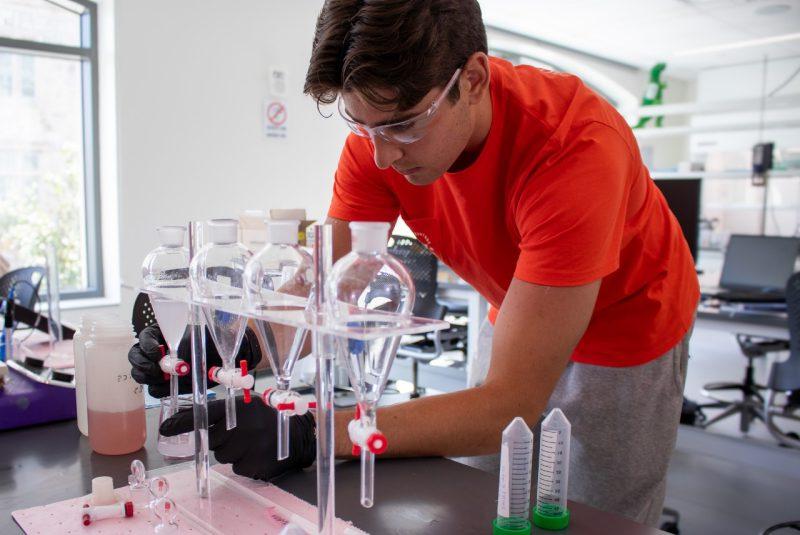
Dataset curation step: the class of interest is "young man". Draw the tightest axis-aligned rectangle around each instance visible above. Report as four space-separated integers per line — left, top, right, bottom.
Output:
153 0 698 526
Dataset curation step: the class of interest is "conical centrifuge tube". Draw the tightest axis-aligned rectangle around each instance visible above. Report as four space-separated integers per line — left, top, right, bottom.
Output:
327 222 415 508
493 417 533 535
244 219 315 460
533 408 571 530
189 219 253 430
142 226 192 453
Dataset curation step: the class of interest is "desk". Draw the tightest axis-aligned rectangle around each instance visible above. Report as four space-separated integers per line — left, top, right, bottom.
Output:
696 301 789 340
1 409 665 534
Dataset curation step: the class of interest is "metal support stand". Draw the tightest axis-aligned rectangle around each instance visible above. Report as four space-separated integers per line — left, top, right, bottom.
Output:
189 221 210 498
312 223 335 534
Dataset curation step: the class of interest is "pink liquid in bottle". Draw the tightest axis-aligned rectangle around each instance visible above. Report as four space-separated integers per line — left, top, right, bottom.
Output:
88 406 146 455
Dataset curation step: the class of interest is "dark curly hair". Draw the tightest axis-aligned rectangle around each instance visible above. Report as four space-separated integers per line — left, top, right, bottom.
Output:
304 0 487 111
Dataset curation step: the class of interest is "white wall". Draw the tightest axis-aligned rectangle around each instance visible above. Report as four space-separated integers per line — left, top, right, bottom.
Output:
690 56 800 237
110 0 348 314
691 56 800 161
486 27 693 172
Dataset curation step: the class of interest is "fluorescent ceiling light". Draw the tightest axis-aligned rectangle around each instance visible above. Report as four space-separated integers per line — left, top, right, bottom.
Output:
674 32 800 57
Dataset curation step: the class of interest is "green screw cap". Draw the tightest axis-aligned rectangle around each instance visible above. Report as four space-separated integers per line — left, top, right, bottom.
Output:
533 507 570 531
492 517 532 535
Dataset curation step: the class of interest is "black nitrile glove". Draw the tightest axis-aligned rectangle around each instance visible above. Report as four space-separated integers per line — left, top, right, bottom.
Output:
128 324 261 398
160 396 316 481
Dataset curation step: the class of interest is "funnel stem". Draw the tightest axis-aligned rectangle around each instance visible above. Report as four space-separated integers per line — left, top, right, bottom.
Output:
225 386 237 430
277 409 290 460
361 448 375 508
169 372 178 415
189 220 209 498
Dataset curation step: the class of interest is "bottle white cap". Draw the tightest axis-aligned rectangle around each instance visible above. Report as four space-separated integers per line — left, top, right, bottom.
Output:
267 220 299 245
350 222 390 254
90 318 134 340
207 219 238 244
91 476 117 506
156 226 185 247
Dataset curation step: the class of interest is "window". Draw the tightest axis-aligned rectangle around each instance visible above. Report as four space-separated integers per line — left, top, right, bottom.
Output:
19 53 34 97
0 0 103 299
0 53 10 96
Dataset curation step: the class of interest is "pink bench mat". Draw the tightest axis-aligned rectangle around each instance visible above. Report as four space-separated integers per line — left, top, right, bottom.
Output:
12 463 367 534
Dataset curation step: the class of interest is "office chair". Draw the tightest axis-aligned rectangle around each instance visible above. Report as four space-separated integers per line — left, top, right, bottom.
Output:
0 266 46 309
700 330 789 433
764 272 800 449
390 235 466 398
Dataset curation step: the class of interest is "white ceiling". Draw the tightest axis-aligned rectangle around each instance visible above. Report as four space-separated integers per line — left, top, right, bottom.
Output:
480 0 800 72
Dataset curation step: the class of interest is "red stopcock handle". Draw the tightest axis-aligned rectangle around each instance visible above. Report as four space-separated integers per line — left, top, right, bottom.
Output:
349 405 388 456
241 360 251 403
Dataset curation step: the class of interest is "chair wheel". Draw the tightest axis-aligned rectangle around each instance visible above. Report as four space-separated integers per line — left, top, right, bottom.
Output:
660 521 680 534
779 431 800 447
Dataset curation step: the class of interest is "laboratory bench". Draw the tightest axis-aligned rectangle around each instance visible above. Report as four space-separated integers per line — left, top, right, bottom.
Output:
0 408 667 534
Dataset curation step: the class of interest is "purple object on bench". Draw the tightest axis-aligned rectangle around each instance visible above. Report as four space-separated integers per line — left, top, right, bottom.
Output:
0 368 76 430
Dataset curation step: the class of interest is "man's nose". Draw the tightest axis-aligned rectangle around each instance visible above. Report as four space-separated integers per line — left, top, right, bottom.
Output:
372 136 403 170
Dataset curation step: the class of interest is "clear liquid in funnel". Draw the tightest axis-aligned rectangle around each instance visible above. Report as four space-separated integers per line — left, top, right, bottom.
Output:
202 295 247 362
253 304 308 382
150 297 189 353
341 319 401 405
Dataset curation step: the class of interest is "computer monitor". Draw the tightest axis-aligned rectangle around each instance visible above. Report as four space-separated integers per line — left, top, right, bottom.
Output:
720 234 799 293
653 178 700 262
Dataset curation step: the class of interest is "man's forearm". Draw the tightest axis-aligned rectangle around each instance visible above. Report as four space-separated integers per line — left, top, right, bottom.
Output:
333 381 548 458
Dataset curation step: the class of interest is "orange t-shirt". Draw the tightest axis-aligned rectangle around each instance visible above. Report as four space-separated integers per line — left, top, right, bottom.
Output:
328 56 699 367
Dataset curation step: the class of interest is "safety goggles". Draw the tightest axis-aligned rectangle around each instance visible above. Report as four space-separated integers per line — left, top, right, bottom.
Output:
338 68 462 145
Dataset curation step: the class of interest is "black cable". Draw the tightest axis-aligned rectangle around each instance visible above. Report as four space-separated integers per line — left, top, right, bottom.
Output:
768 63 800 98
761 520 800 535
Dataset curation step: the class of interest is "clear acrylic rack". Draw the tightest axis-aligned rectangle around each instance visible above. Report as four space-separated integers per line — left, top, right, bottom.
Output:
139 222 449 534
141 286 447 342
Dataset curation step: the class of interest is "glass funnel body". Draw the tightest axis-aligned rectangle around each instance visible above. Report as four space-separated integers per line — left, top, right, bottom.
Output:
327 245 415 406
189 219 252 429
142 226 192 456
141 227 191 358
244 239 313 384
244 220 314 460
142 226 190 290
327 222 415 507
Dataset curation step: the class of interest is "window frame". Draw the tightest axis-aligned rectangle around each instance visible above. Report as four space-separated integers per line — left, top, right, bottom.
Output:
0 0 104 300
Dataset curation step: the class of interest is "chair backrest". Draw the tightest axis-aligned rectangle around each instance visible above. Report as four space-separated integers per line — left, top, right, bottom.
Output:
770 272 800 391
388 235 447 320
787 272 800 355
0 266 46 309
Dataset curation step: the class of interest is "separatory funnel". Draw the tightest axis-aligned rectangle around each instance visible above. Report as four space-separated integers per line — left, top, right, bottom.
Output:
244 219 315 460
189 219 254 430
327 222 415 508
141 226 193 457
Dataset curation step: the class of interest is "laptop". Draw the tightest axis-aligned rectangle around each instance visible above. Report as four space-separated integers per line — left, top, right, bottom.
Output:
705 234 800 303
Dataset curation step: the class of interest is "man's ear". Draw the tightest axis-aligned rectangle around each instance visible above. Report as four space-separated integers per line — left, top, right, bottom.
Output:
462 52 490 106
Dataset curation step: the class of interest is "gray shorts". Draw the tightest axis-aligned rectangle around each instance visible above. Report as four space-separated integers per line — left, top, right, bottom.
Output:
460 320 692 527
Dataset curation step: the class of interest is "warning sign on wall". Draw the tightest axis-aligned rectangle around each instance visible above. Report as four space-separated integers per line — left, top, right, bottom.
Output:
264 100 287 139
